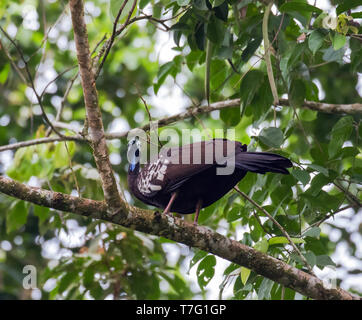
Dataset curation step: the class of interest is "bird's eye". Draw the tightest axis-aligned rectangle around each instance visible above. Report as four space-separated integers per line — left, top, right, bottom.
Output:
135 149 140 157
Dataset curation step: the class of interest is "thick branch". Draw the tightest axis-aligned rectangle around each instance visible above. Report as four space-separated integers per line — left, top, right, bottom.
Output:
0 175 359 300
69 0 125 216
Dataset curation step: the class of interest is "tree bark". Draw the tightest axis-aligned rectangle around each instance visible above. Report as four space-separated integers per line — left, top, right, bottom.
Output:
0 175 359 300
69 0 126 217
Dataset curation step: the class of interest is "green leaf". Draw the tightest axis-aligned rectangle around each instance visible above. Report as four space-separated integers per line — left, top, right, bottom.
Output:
332 33 346 51
177 0 191 6
259 127 284 148
220 107 240 127
154 61 178 94
305 80 319 101
206 14 226 44
308 29 325 55
336 0 361 15
210 0 225 7
316 255 336 267
186 51 202 71
328 116 354 158
216 46 233 59
308 163 329 176
322 46 345 63
279 2 322 14
340 146 359 159
240 267 251 285
305 251 317 267
110 0 135 23
313 12 328 28
288 42 307 68
157 61 175 80
139 0 151 9
7 201 28 233
258 277 273 300
351 12 362 19
189 250 208 271
254 238 269 253
279 2 321 26
33 205 49 224
291 168 310 186
303 227 321 239
242 37 262 62
196 255 216 289
269 236 305 245
303 191 344 213
0 63 10 84
251 78 273 120
289 78 306 108
213 1 228 22
193 0 209 11
239 69 264 108
54 142 73 168
83 267 95 289
194 22 206 50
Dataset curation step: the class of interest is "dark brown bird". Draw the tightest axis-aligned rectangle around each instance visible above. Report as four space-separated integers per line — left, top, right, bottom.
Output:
127 138 292 224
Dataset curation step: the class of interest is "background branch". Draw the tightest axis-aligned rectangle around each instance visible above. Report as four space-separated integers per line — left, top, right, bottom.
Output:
1 97 361 153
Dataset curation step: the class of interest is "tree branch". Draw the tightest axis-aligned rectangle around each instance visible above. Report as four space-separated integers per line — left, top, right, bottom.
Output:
0 25 64 138
69 0 125 216
0 175 359 300
278 98 362 115
1 97 361 153
0 136 85 153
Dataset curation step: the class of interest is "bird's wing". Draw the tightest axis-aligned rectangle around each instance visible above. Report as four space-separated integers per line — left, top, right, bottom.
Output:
137 139 244 197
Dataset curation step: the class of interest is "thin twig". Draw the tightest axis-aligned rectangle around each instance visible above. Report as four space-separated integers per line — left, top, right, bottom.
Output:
0 136 85 153
233 186 315 275
0 25 64 138
333 182 361 209
0 39 28 84
96 0 137 78
39 66 78 101
134 84 163 148
64 141 81 198
313 205 352 228
46 71 80 136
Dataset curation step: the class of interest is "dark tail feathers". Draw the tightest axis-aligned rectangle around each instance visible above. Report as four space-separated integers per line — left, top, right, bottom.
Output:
235 152 292 174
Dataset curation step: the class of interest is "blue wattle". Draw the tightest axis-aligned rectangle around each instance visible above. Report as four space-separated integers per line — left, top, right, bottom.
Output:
130 163 136 171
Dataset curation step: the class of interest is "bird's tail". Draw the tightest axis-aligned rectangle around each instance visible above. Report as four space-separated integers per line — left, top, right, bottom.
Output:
235 152 292 174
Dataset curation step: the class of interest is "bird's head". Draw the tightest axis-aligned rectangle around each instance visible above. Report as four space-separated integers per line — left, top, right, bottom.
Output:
127 136 141 172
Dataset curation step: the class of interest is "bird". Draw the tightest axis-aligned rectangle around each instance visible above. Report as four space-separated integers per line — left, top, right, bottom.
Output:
127 137 293 225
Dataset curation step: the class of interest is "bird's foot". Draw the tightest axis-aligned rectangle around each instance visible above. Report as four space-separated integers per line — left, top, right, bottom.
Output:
163 210 173 217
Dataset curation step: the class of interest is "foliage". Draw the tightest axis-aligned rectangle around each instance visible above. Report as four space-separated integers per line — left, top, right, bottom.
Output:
0 0 361 300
